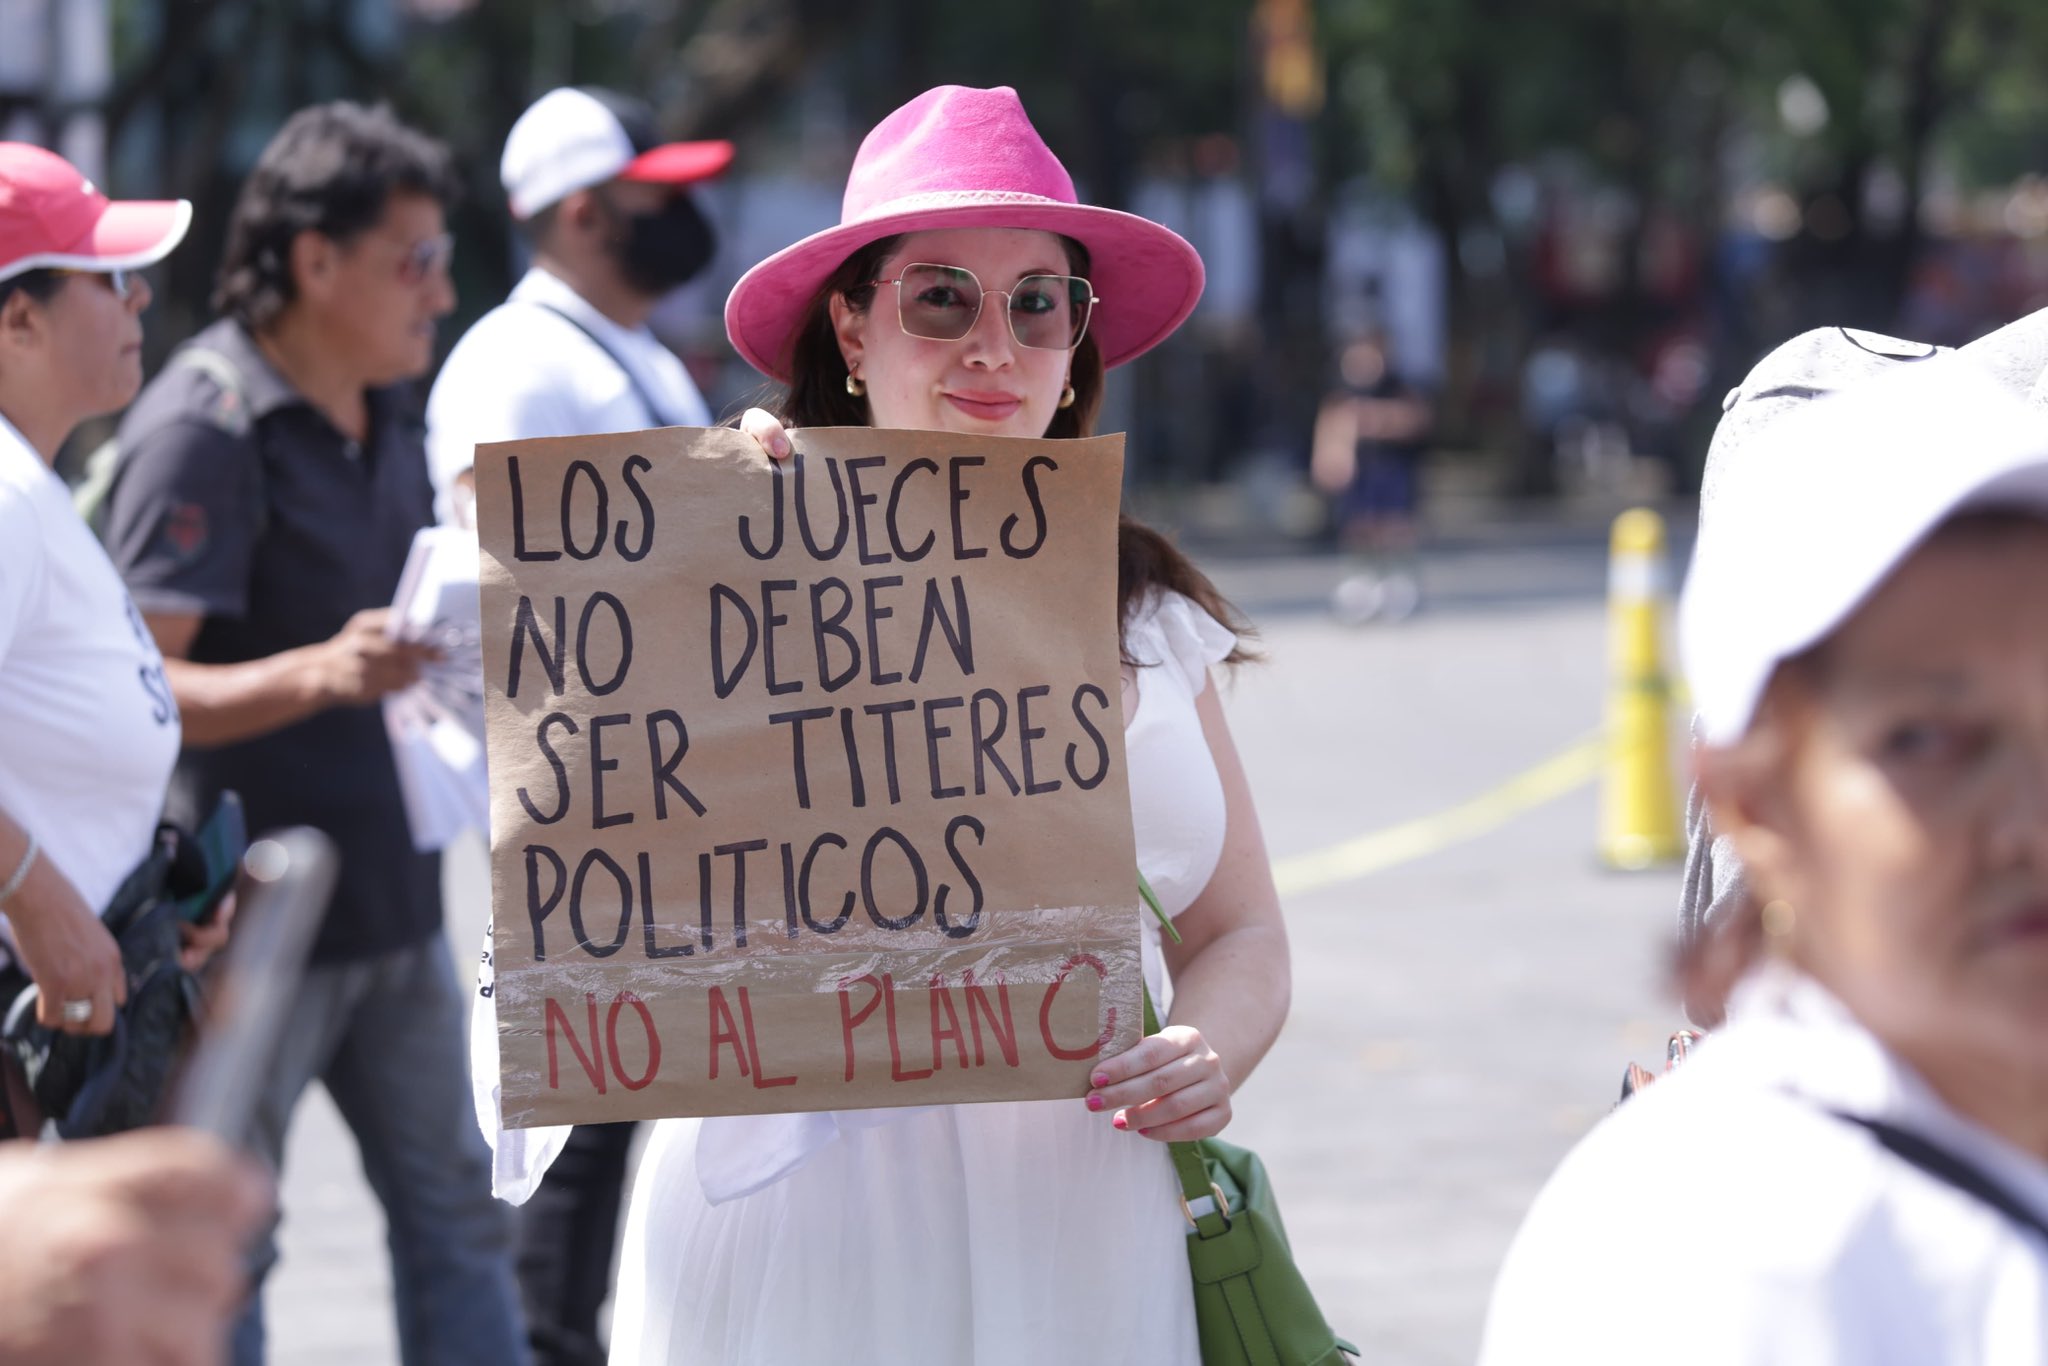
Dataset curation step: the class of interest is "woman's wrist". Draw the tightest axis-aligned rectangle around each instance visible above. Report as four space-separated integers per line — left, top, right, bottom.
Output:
3 844 92 929
0 831 38 908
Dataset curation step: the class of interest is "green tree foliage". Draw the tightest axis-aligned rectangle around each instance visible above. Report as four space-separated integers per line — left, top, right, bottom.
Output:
95 0 2048 479
106 0 1263 347
1321 0 2048 447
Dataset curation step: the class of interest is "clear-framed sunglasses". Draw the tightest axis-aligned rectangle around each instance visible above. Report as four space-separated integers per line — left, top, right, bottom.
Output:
866 262 1098 351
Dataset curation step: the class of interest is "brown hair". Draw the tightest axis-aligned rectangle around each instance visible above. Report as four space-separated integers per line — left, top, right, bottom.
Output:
769 233 1256 665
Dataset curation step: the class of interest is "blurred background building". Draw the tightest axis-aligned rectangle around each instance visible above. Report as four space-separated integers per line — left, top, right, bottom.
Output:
12 0 2048 536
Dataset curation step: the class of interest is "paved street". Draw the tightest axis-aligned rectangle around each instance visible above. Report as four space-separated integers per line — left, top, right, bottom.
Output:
268 531 1683 1366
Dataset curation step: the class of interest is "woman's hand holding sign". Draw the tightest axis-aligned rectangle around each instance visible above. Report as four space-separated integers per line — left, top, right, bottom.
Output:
1086 1023 1232 1141
741 407 795 461
734 406 1284 1143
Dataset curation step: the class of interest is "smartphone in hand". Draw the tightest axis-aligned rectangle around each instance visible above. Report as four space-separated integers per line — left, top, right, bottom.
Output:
172 793 246 926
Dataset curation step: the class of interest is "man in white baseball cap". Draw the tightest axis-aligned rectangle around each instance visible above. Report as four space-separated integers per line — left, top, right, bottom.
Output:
425 86 733 526
426 86 730 1366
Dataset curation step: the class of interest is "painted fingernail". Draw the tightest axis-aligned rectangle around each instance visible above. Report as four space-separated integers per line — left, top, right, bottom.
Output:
1091 1072 1109 1087
1112 1113 1127 1130
1086 1094 1104 1111
1138 1128 1152 1137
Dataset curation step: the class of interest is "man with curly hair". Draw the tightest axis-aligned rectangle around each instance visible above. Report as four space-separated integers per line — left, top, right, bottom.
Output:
98 102 528 1366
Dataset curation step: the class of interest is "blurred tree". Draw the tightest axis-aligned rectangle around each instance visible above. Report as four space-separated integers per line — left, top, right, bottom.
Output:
1322 0 2048 475
109 0 718 353
92 0 2048 496
104 0 1252 348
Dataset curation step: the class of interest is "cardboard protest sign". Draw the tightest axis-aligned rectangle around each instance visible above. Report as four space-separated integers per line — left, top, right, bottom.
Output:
475 427 1141 1127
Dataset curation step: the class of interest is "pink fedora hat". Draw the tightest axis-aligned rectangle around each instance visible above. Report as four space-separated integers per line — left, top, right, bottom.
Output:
725 85 1204 382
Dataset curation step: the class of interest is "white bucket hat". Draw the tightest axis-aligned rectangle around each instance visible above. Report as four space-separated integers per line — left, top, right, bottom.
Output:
1699 309 2048 537
1682 354 2048 744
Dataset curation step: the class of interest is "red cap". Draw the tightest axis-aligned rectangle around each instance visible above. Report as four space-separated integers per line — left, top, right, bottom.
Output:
620 140 736 189
501 88 734 219
0 143 191 283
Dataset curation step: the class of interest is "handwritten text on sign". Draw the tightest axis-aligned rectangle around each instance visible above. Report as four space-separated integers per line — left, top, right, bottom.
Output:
475 427 1142 1126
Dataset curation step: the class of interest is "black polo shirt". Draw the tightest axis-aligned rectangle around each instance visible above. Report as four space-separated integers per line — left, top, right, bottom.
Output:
101 318 440 965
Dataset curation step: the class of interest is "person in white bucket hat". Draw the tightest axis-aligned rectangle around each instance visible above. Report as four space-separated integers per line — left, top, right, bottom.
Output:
1483 356 2048 1365
1679 311 2048 1017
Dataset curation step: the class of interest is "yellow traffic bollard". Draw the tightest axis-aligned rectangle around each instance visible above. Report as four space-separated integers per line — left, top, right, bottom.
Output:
1599 508 1683 870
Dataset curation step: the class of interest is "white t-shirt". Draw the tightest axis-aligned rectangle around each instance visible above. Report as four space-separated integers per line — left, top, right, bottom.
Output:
425 266 714 523
1481 964 2048 1366
0 414 181 918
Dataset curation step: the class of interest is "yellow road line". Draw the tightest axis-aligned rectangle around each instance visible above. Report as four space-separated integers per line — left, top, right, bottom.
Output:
1271 732 1606 897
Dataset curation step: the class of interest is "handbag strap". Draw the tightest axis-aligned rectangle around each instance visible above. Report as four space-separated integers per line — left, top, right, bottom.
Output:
530 301 682 429
1142 982 1233 1237
1827 1109 2048 1244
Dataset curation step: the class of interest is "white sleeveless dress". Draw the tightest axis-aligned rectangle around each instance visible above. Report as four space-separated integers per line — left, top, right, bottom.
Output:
473 590 1237 1365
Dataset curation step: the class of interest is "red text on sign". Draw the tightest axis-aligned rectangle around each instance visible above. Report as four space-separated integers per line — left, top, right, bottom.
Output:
544 992 663 1093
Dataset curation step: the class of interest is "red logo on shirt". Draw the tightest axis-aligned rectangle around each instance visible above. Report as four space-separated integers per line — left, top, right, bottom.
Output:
161 502 208 559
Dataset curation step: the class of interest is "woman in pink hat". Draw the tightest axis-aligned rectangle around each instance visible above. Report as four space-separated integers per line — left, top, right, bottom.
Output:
610 86 1290 1362
466 90 1277 1359
0 144 228 1059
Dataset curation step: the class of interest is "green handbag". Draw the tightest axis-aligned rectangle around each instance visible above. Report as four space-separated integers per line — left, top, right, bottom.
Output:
1143 988 1357 1365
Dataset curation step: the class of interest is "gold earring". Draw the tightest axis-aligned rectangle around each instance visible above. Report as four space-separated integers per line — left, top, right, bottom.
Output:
1058 383 1076 409
845 372 866 398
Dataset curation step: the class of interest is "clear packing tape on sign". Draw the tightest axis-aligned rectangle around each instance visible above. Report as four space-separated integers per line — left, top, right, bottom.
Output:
472 425 1143 1127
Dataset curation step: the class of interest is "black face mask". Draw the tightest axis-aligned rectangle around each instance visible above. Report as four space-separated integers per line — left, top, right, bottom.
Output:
599 190 717 296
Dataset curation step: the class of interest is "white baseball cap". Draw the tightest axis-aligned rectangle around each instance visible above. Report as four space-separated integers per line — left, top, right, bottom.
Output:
1682 354 2048 745
500 87 733 220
